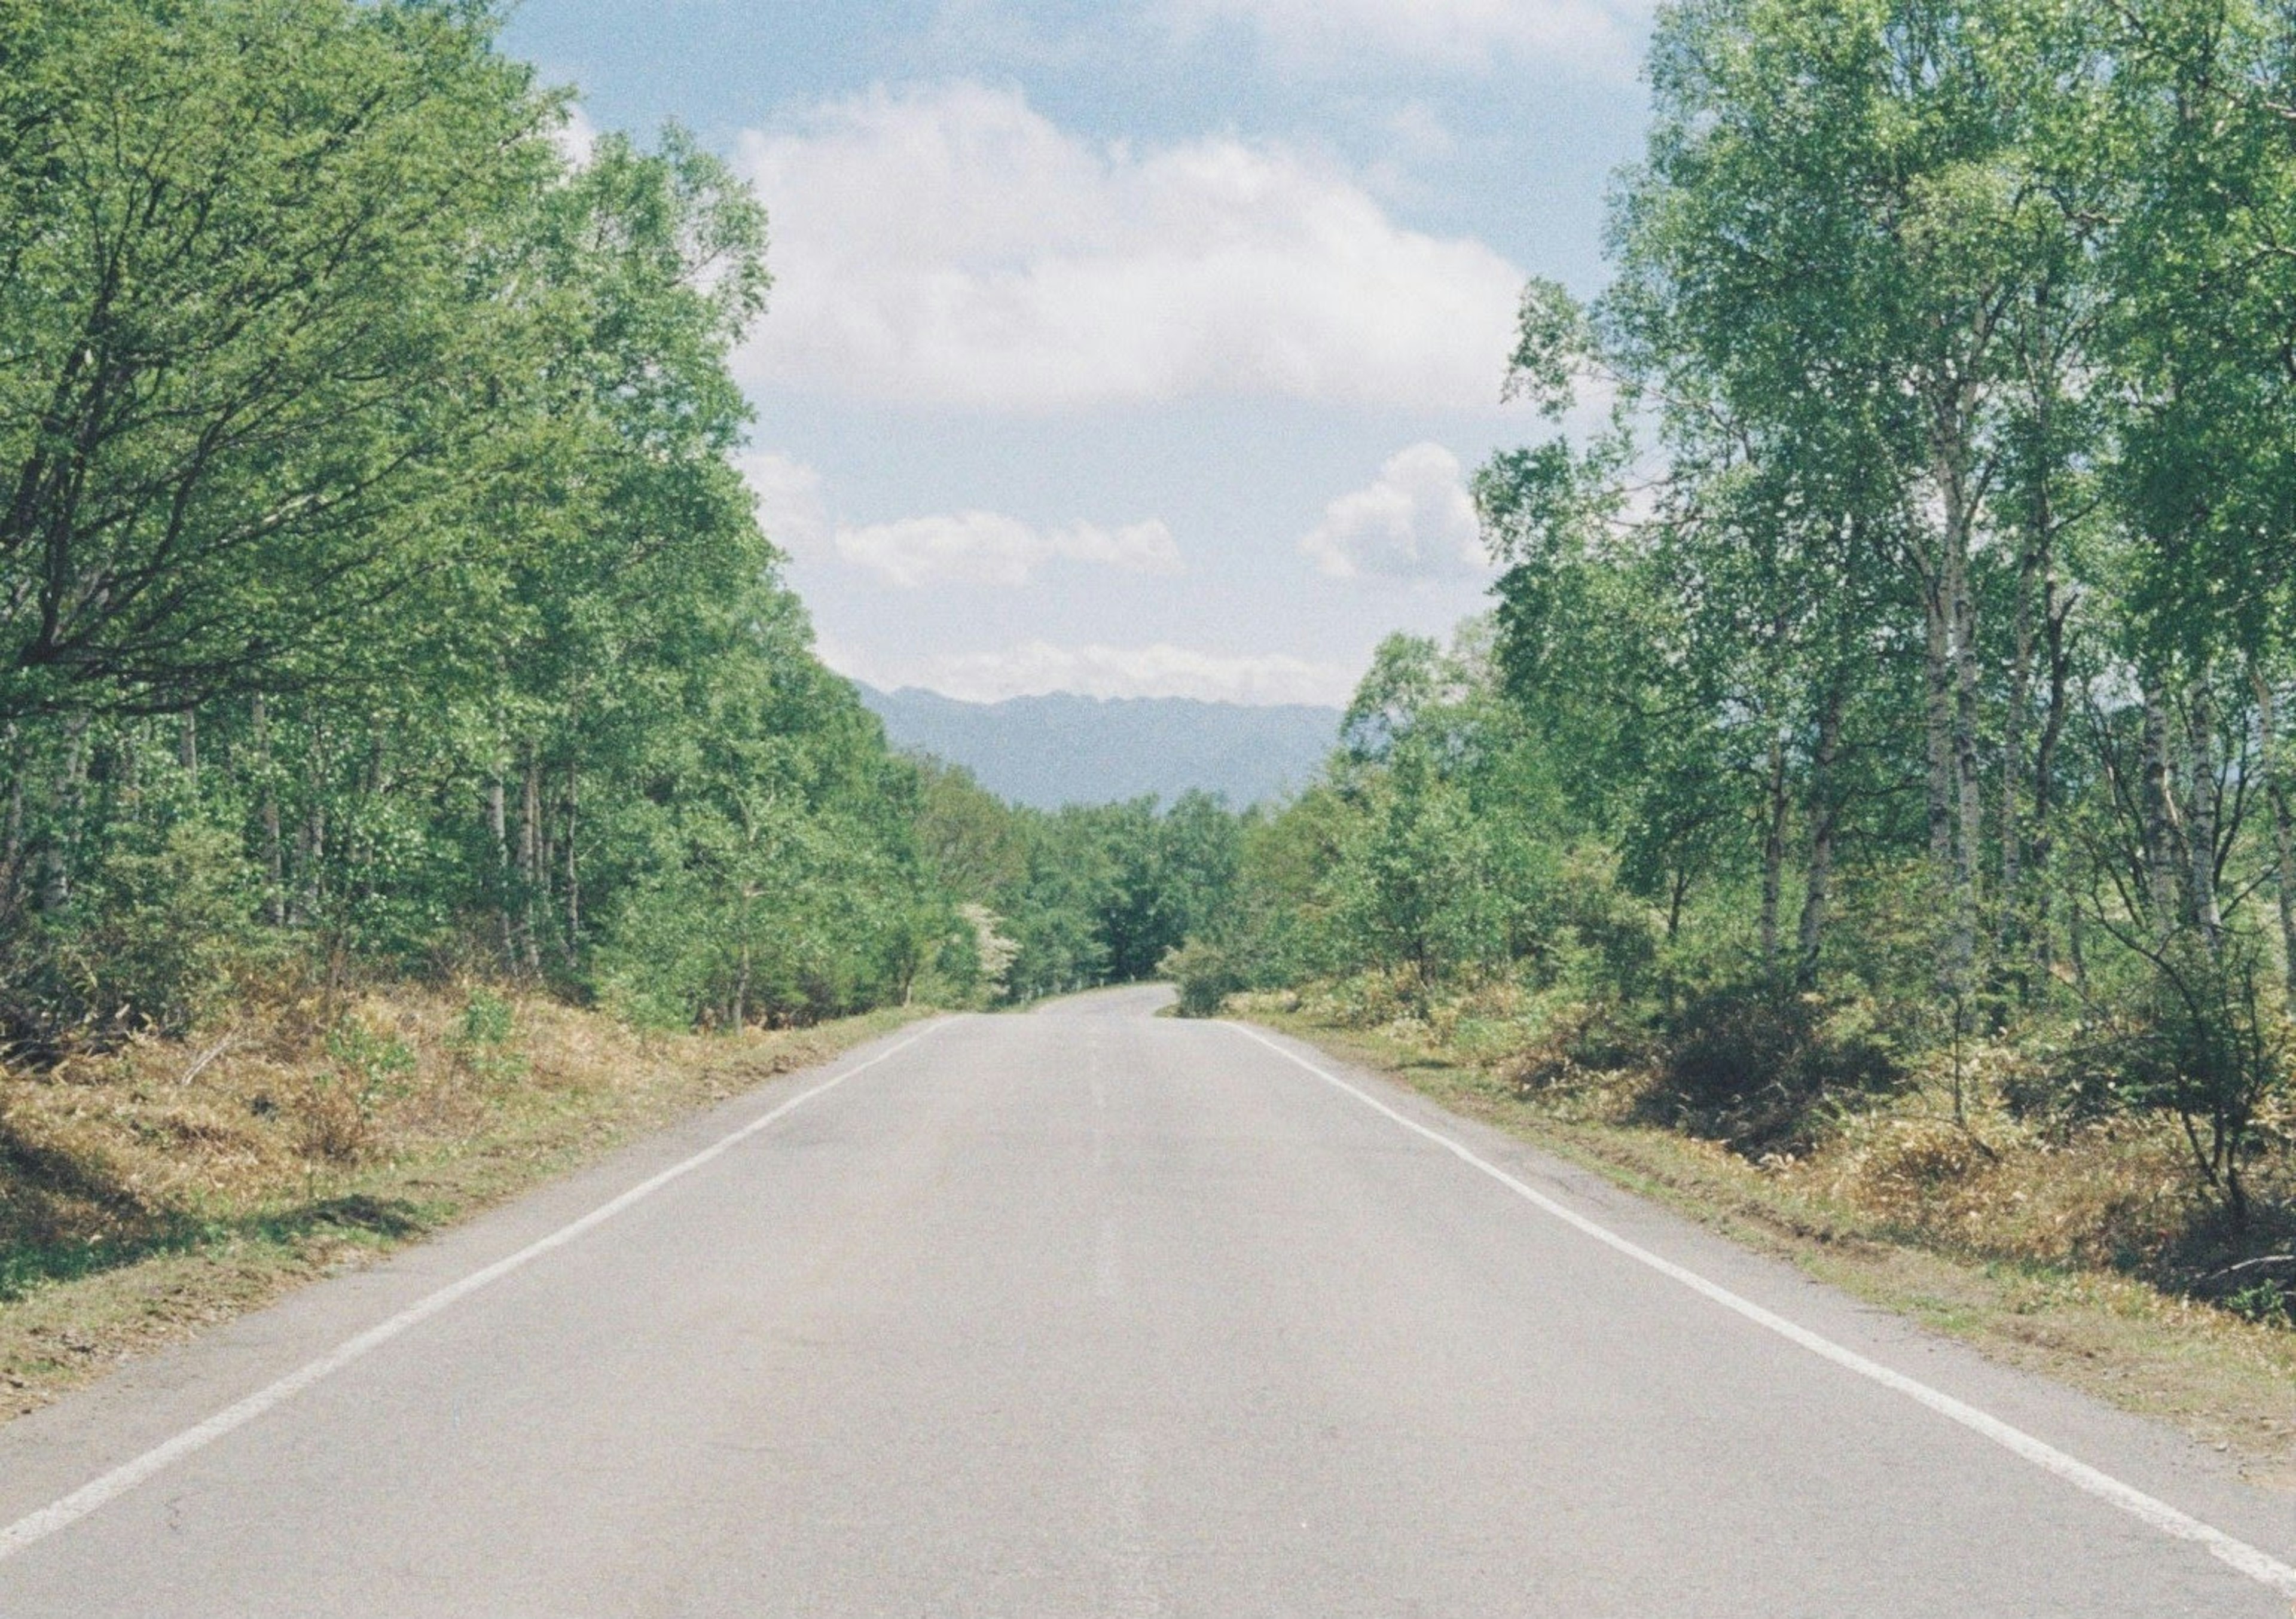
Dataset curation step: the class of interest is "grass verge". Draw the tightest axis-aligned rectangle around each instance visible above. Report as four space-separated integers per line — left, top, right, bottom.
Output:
1238 999 2296 1493
0 985 931 1423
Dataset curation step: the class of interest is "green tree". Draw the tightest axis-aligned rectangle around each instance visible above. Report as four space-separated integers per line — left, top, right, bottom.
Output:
0 0 559 720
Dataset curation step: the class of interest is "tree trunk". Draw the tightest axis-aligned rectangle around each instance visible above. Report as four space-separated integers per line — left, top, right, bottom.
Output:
2029 583 2072 986
2005 295 2062 991
254 695 285 928
1759 726 1788 977
2251 668 2296 1005
296 746 327 930
518 747 542 973
2067 878 2089 989
177 709 197 784
38 711 89 914
563 763 581 963
1923 570 1955 884
2140 686 2182 937
1948 514 1984 998
2001 536 2038 974
2183 676 2224 955
1797 684 1845 989
120 720 144 817
487 770 511 957
293 715 332 927
0 720 22 915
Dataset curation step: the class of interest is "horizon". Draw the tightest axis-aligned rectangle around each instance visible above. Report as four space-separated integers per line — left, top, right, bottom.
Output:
854 678 1347 713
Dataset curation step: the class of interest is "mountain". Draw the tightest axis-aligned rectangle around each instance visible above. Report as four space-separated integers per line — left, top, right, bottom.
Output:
855 685 1341 810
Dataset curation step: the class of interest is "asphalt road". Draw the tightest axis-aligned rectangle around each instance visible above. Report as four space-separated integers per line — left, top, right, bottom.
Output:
1 986 2291 1615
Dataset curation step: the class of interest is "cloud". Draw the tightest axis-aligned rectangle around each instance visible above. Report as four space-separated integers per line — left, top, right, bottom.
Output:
734 83 1524 411
1165 0 1649 74
826 638 1354 705
551 103 599 169
1300 442 1487 581
835 512 1181 588
740 449 1177 587
737 450 832 558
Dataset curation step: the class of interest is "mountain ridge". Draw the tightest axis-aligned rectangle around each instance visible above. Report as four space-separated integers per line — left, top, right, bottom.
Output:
854 684 1340 810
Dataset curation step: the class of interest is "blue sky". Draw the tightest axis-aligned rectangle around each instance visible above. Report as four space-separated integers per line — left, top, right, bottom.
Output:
503 0 1656 705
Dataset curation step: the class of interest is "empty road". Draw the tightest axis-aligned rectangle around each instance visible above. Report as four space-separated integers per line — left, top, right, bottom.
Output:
0 987 2290 1615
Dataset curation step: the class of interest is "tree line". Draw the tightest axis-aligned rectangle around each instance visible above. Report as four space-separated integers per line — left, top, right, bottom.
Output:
0 0 1225 1049
1170 0 2296 1239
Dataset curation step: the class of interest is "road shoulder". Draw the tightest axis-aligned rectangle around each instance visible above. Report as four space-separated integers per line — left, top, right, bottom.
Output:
1 998 935 1426
1233 1004 2296 1495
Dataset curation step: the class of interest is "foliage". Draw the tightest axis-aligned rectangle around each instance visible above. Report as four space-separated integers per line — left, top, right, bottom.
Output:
1645 983 1901 1155
0 0 1250 1050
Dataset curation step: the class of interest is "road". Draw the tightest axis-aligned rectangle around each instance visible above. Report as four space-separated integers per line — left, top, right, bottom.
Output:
0 986 2290 1615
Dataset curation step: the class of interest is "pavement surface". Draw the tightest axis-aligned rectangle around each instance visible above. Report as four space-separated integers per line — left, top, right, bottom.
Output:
0 985 2291 1615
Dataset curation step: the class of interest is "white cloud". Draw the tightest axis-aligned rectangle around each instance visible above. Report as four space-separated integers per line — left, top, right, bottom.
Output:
1167 0 1649 74
826 639 1354 705
551 103 599 169
734 83 1525 411
835 512 1181 588
740 450 1173 586
737 450 832 558
1300 441 1487 581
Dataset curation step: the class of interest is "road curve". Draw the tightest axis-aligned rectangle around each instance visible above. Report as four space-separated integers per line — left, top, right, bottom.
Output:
0 986 2288 1615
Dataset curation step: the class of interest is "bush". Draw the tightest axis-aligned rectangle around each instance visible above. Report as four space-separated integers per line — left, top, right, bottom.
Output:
1500 995 1653 1090
448 988 525 1084
0 818 261 1053
2079 935 2292 1229
299 1016 417 1162
1161 937 1248 1018
1645 980 1900 1153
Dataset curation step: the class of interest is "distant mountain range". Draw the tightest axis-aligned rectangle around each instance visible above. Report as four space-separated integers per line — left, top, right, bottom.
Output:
854 685 1341 811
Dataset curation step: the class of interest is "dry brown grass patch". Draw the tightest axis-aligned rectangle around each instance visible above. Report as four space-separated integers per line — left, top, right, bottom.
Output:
0 983 926 1421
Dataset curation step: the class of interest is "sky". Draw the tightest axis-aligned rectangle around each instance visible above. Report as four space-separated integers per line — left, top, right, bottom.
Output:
500 0 1658 707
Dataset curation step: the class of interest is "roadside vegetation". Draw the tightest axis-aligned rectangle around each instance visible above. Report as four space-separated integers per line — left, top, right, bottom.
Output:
0 986 919 1418
1168 0 2296 1365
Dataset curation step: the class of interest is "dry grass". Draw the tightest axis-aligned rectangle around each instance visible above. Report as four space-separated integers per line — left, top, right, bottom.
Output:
0 980 927 1421
1235 987 2296 1487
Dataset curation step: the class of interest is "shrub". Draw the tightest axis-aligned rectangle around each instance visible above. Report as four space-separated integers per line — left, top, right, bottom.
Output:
298 1017 417 1162
1161 937 1248 1018
2081 934 2292 1229
1645 980 1900 1153
1500 995 1653 1090
448 988 526 1084
0 818 261 1054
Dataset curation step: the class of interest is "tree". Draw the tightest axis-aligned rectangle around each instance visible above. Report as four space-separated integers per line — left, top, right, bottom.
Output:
0 0 561 720
1607 0 2114 1001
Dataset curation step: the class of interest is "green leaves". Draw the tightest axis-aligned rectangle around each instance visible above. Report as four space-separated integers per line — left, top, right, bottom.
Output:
0 0 560 717
1501 279 1596 420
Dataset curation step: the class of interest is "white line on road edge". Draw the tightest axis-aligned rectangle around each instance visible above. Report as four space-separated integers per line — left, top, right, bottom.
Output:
1223 1021 2296 1600
0 1018 957 1564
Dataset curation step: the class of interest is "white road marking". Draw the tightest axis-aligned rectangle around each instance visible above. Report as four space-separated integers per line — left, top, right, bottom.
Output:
1096 1218 1122 1301
0 1019 957 1563
1223 1020 2296 1600
1095 1428 1162 1617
